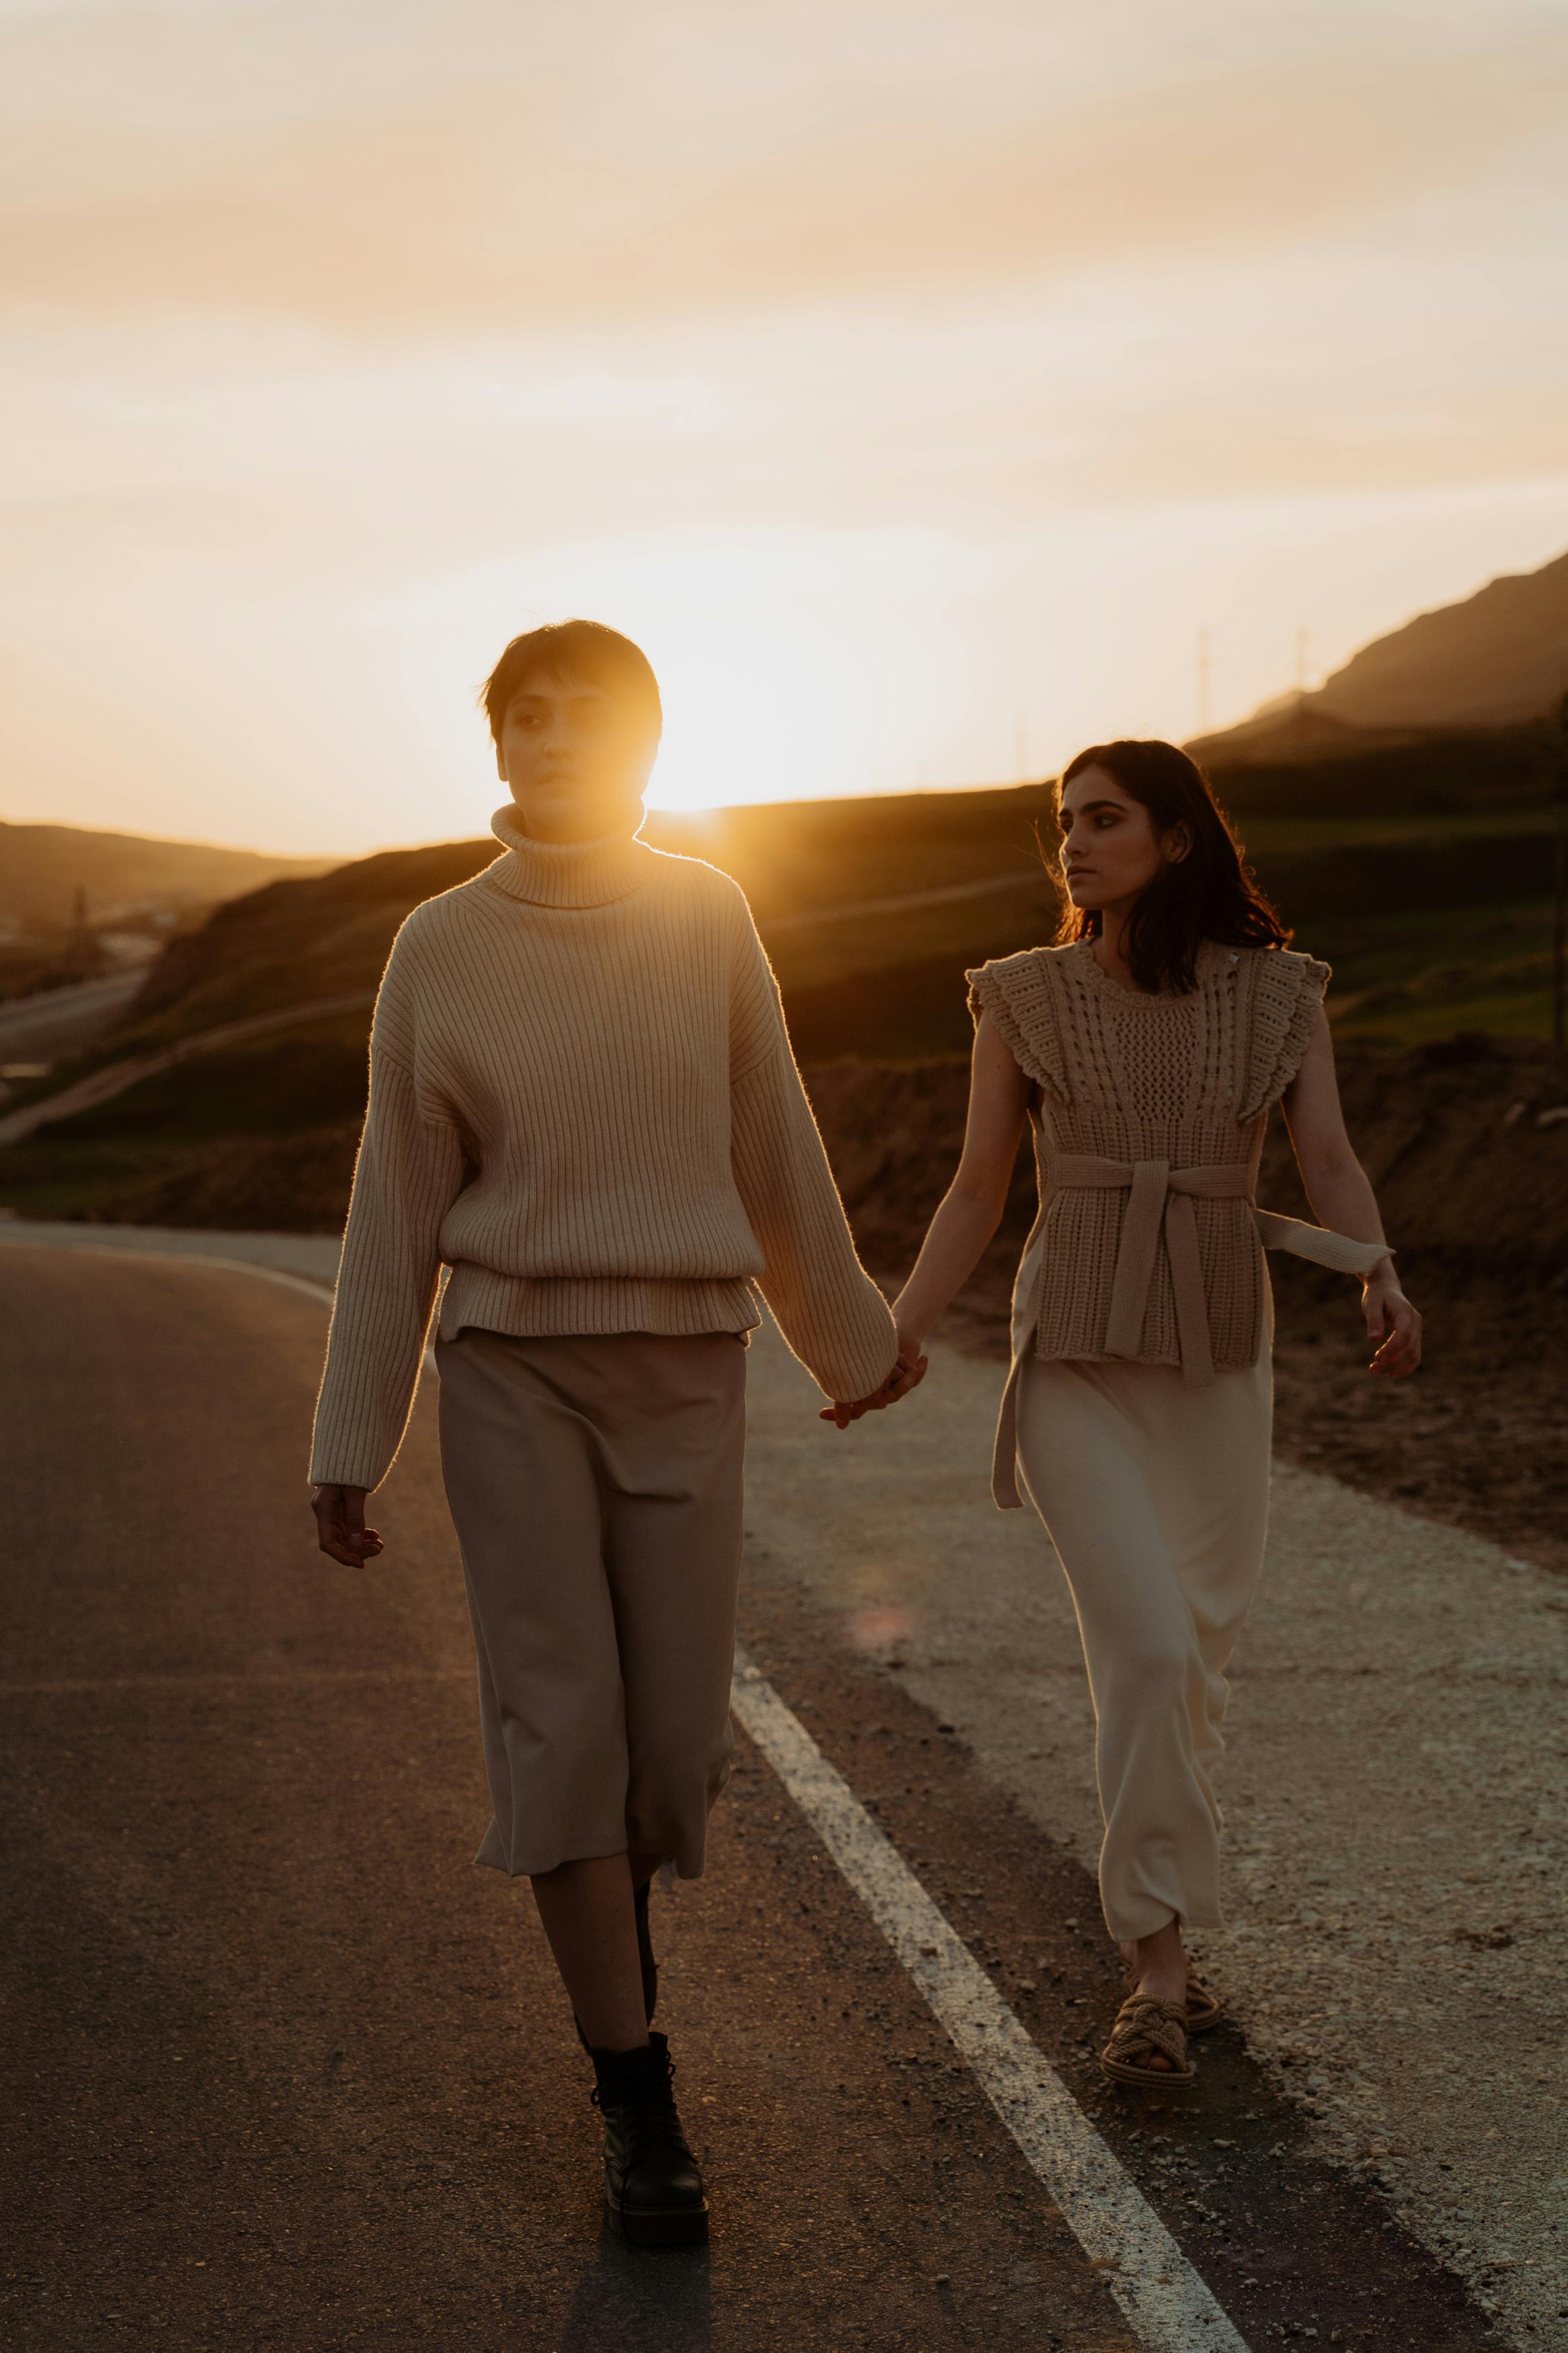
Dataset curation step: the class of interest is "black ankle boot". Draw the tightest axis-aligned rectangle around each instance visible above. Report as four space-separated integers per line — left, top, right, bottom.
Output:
589 2032 708 2248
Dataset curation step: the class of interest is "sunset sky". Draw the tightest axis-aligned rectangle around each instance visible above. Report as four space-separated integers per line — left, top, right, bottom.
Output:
4 0 1568 854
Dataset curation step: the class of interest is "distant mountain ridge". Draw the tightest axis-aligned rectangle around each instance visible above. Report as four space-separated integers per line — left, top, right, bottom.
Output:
1194 547 1568 764
0 820 332 928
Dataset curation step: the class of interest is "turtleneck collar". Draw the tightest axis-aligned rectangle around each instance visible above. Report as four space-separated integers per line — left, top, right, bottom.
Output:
485 802 653 909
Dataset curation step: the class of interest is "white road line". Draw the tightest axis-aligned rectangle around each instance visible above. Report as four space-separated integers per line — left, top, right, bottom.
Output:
731 1652 1251 2353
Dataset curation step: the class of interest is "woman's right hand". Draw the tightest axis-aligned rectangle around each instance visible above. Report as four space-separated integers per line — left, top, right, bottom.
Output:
312 1482 384 1565
819 1334 929 1429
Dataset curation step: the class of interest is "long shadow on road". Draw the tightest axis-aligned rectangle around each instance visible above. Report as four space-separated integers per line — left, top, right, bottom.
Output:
554 2235 710 2353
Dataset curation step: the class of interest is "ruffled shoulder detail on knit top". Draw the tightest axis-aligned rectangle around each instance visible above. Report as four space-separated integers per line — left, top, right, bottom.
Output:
1237 947 1331 1122
966 947 1073 1103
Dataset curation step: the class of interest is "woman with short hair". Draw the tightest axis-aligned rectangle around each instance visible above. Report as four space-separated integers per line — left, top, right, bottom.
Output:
885 738 1421 2090
309 620 917 2241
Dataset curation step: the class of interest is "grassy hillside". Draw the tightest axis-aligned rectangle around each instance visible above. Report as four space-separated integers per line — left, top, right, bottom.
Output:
124 841 494 1045
0 819 331 929
65 738 1562 1052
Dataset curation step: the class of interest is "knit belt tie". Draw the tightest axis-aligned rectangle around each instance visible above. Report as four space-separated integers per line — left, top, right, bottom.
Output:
987 1158 1394 1509
1055 1154 1245 1388
1052 1152 1392 1387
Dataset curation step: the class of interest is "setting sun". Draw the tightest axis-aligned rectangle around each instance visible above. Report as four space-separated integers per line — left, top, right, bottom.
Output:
380 526 981 822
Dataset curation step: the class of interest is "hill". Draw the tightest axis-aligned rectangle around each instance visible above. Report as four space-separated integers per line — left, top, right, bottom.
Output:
13 733 1563 1064
1193 547 1568 764
0 819 333 930
46 758 1548 1082
0 721 1558 1234
54 787 1065 1066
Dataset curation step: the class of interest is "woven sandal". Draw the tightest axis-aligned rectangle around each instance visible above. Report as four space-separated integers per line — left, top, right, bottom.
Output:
1100 1993 1197 2090
1184 1972 1223 2035
1122 1962 1223 2036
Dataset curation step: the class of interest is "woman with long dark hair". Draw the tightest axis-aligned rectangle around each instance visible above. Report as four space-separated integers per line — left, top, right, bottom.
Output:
883 739 1421 2088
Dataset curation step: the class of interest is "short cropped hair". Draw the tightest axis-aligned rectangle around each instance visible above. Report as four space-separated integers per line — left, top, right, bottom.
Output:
481 620 663 748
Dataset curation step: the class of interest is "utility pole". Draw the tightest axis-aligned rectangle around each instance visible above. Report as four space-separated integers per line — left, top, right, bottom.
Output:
1295 625 1311 696
63 884 101 982
1196 629 1212 735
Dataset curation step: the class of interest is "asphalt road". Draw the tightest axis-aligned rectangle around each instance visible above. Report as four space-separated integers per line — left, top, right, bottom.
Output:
0 988 376 1145
0 1242 1516 2352
0 971 145 1072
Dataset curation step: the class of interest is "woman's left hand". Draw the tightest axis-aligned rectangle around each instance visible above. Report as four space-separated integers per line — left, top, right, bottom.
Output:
1364 1268 1423 1377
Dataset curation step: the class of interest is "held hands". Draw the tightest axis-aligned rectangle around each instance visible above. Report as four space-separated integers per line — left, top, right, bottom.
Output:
819 1332 929 1431
1363 1267 1423 1378
312 1482 384 1565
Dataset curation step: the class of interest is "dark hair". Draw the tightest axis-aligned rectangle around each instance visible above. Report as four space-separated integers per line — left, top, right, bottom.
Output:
1053 737 1289 994
481 620 663 747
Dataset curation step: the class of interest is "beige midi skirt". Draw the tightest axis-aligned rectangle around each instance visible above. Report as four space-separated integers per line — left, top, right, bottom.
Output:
436 1325 747 1882
1014 1338 1272 1942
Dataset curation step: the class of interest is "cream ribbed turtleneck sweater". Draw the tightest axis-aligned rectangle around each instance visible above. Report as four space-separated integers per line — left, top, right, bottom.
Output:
308 805 897 1490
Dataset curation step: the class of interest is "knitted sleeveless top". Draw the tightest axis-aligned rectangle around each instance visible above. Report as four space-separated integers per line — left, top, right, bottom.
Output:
966 937 1329 1380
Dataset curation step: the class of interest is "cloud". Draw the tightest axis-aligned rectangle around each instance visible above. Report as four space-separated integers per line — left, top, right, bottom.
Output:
2 38 1564 332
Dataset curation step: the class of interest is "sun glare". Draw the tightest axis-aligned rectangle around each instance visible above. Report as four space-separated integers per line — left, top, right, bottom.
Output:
354 483 1568 856
379 528 981 822
645 772 716 815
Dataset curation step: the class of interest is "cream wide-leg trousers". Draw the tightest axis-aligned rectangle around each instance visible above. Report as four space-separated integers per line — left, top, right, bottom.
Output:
435 1326 747 1882
1014 1339 1272 1942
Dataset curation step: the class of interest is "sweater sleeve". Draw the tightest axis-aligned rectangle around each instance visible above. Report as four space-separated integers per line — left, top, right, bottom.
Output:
727 908 898 1404
308 1021 467 1492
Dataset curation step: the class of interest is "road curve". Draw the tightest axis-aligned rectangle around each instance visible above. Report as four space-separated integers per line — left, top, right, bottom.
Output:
0 989 376 1145
0 971 146 1072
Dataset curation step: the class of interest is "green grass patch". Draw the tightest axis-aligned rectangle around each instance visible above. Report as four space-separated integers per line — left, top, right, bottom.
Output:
1237 805 1560 854
1317 898 1554 1005
1332 949 1558 1045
